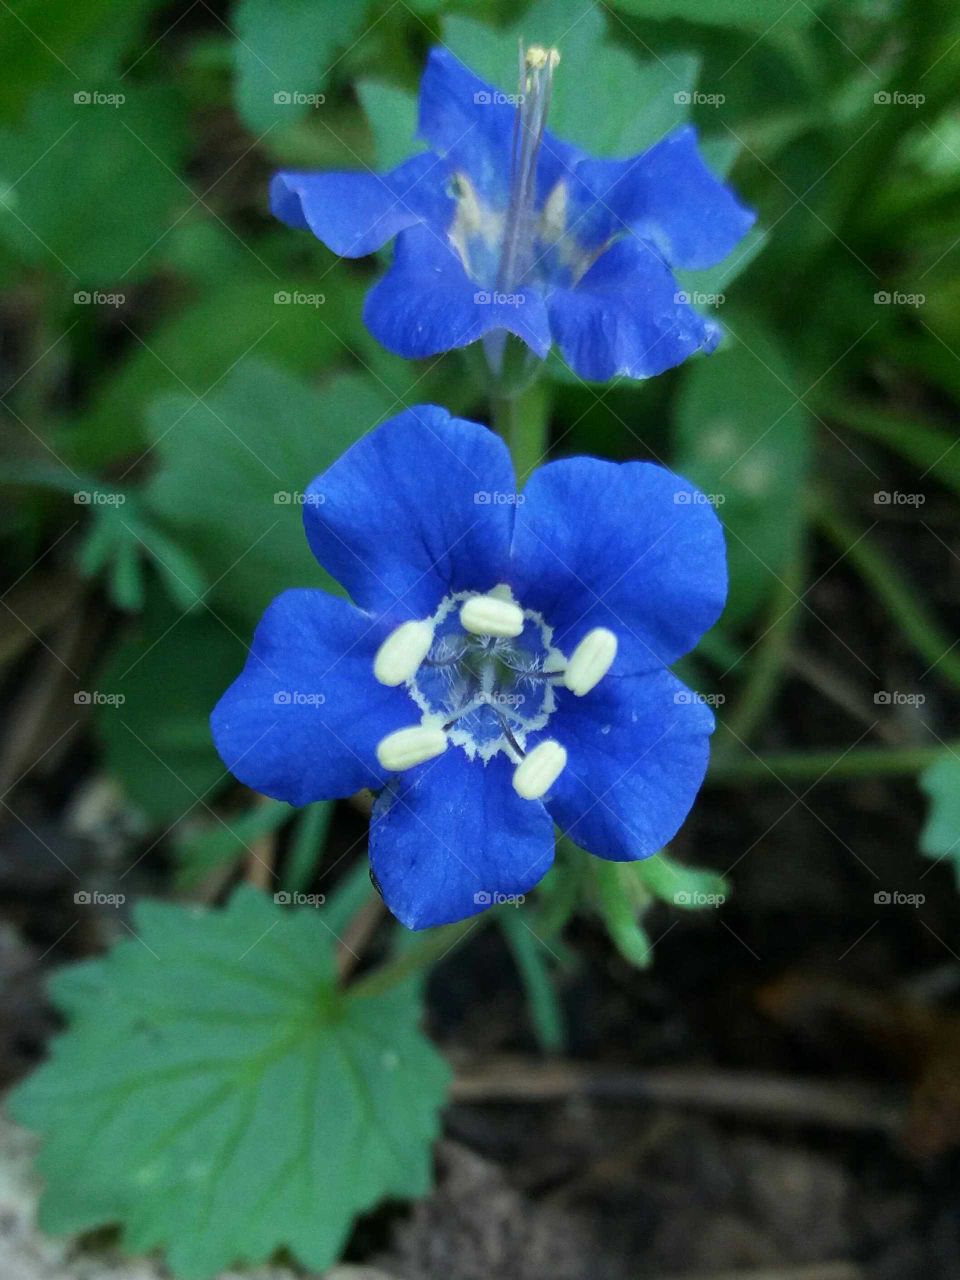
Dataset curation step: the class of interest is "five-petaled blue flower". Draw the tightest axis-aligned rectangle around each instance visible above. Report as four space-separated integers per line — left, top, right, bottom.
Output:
211 407 727 929
271 45 754 382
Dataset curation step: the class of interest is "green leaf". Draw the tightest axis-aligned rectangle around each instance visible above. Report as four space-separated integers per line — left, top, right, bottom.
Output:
0 0 158 122
499 909 565 1053
0 85 187 281
234 0 372 133
94 589 247 823
69 273 370 468
357 79 420 170
10 887 450 1279
283 800 336 893
673 313 813 629
143 359 394 625
443 3 699 156
633 850 729 909
919 753 960 890
609 0 827 29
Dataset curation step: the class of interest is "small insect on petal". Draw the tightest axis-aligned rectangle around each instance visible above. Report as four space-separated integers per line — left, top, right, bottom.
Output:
373 620 434 686
460 593 524 638
512 739 567 800
564 628 618 696
376 726 448 772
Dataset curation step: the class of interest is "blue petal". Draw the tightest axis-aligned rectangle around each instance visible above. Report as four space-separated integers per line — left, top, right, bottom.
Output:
364 224 552 360
546 236 720 381
270 153 453 258
542 669 715 861
369 749 555 928
510 456 727 672
211 590 413 805
417 47 516 205
418 46 582 211
303 405 517 621
570 126 755 270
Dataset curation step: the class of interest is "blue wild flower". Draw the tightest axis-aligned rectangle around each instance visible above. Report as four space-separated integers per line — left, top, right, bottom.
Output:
271 45 753 382
211 407 727 929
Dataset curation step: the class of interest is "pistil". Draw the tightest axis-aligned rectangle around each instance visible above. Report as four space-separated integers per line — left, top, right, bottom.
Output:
495 44 560 293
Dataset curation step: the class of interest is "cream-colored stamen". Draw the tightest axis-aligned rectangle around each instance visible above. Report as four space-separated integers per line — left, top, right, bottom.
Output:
512 739 567 800
373 620 434 687
564 628 618 696
376 726 447 772
460 592 524 638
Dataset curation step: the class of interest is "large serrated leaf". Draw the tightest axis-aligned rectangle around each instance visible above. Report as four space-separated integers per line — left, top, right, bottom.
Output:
10 887 450 1279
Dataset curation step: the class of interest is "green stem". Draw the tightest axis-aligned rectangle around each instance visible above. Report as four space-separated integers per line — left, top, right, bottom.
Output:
815 495 960 691
491 378 551 480
707 743 946 785
349 914 487 999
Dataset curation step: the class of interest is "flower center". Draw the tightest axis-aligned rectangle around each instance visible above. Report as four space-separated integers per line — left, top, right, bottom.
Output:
410 588 563 763
373 586 618 799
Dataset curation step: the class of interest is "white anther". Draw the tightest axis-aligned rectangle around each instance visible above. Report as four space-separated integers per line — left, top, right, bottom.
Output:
564 628 618 696
373 620 434 687
460 592 524 638
512 739 567 800
376 726 448 772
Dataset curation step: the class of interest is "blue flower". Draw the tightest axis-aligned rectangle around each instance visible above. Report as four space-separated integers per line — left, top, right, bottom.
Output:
270 46 754 382
211 407 726 929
